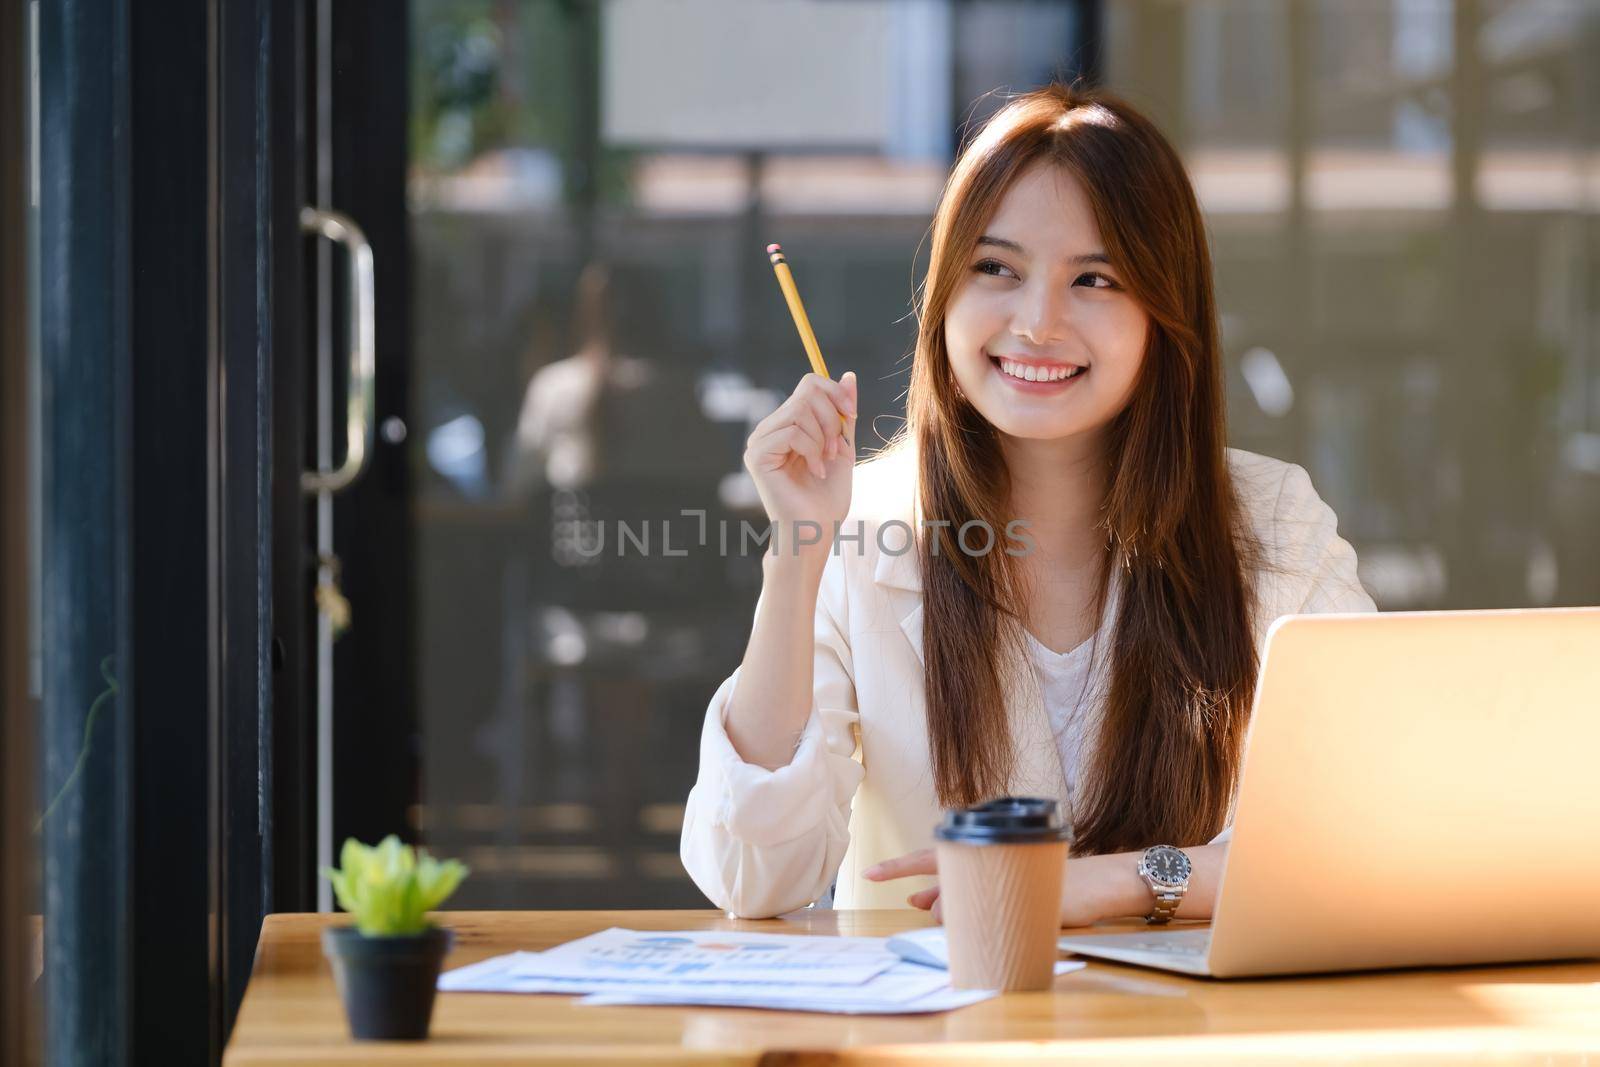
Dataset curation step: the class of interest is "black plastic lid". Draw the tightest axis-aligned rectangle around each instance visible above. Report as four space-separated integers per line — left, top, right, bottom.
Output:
934 796 1071 844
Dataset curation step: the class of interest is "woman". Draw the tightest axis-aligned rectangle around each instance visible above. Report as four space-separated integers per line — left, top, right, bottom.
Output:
680 83 1375 924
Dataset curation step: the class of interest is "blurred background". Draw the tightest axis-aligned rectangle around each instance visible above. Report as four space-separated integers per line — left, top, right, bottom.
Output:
400 0 1600 909
8 1 1599 1058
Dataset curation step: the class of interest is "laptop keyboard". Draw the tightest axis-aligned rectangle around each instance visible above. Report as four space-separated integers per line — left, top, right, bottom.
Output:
1112 930 1210 956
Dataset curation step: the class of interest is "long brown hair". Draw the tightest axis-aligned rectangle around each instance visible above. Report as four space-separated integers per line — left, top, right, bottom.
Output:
891 82 1264 854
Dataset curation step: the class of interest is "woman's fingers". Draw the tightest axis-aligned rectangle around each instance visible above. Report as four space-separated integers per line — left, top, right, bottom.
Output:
764 380 839 479
801 371 855 418
782 372 852 426
799 391 848 463
743 371 857 483
862 848 936 881
869 845 940 911
788 375 852 429
835 372 858 456
789 406 830 479
745 424 824 478
795 373 856 449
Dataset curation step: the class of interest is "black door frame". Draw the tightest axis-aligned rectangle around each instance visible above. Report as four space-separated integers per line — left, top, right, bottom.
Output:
268 0 417 919
324 0 418 876
268 0 316 921
125 0 279 1054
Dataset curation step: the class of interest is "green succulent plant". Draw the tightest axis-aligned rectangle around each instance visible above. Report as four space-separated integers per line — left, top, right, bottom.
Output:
322 835 469 936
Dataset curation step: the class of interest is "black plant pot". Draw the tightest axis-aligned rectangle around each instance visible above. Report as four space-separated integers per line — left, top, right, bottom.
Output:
322 924 454 1041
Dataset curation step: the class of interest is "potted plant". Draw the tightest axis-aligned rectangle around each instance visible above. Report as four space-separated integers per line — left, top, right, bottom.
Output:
321 835 469 1041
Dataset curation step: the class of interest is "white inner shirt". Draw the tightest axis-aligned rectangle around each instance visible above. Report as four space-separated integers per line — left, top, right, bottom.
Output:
1022 627 1099 820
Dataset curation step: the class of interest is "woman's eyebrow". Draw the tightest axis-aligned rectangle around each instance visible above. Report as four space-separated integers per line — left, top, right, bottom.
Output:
976 234 1111 267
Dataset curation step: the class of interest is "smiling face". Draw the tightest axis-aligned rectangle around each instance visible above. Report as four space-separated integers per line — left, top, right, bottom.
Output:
944 160 1150 446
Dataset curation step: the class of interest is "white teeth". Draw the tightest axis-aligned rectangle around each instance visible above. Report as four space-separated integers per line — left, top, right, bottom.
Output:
998 358 1083 383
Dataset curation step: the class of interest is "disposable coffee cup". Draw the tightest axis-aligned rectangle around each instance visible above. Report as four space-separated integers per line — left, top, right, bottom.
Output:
934 796 1070 992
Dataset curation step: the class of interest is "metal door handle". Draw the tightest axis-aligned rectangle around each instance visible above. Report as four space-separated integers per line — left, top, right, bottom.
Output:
300 206 375 494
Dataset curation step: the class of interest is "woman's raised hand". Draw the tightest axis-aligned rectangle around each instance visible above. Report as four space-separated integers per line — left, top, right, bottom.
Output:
742 371 857 544
719 370 858 774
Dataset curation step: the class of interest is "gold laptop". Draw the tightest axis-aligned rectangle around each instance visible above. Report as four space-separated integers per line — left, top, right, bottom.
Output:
1058 607 1600 977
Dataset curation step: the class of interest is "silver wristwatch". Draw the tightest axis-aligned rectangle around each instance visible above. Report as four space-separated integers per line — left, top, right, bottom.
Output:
1137 845 1192 924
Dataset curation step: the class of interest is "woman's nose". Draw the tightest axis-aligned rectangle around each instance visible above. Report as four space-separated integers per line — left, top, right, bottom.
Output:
1009 282 1069 347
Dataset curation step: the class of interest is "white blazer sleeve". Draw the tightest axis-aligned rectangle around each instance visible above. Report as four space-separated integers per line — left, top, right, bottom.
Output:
679 549 864 918
1213 462 1377 848
1269 462 1377 615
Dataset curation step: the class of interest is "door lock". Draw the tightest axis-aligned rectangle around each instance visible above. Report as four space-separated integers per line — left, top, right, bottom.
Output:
314 552 352 639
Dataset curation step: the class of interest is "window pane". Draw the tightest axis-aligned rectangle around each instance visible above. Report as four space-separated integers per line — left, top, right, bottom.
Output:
1112 0 1600 609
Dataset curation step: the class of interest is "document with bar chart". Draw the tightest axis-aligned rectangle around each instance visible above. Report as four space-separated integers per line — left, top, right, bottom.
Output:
437 929 1086 1014
501 927 901 985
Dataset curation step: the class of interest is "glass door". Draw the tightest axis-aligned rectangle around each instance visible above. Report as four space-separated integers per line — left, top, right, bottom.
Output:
402 0 1099 907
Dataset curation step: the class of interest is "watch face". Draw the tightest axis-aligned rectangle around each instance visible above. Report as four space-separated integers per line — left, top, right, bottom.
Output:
1142 846 1191 887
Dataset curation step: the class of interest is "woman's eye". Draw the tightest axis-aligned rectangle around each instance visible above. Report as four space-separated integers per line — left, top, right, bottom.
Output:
973 260 1120 290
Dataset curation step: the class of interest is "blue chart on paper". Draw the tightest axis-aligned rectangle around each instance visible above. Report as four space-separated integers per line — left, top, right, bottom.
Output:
508 927 903 986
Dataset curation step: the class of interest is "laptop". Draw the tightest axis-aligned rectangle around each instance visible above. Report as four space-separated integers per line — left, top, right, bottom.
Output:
1057 606 1600 978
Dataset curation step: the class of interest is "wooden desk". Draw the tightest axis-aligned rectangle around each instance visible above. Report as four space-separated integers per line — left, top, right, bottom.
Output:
224 910 1600 1065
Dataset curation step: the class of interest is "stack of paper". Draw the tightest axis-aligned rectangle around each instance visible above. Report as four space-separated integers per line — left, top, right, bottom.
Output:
438 927 1083 1015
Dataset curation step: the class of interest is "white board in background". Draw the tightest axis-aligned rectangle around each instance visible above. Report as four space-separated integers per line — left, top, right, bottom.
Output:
601 0 951 160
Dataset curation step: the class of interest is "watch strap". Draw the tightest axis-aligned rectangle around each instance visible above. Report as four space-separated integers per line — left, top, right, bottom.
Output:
1146 886 1183 924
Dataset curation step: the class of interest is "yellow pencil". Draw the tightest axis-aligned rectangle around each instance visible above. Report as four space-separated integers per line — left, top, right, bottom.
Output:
767 243 846 425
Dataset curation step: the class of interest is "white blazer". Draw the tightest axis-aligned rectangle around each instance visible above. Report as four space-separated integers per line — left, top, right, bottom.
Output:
680 444 1377 918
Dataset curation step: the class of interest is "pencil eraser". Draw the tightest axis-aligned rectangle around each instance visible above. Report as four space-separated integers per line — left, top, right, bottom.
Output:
766 243 782 254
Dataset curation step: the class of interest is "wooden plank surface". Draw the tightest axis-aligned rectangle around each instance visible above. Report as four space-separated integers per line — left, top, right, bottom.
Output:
223 909 1600 1065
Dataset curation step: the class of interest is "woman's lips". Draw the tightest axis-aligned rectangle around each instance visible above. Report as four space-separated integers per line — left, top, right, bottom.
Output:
988 351 1088 392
